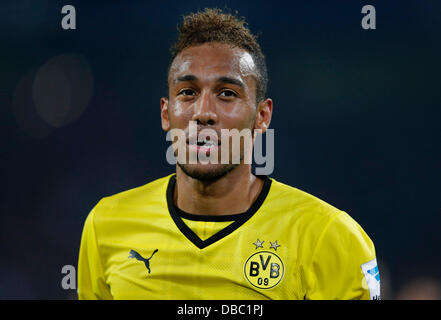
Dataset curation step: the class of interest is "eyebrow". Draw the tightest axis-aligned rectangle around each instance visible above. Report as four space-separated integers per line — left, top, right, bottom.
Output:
174 74 198 84
217 76 245 89
173 74 245 89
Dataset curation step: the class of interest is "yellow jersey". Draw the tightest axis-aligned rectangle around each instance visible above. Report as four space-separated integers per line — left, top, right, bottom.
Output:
78 174 380 300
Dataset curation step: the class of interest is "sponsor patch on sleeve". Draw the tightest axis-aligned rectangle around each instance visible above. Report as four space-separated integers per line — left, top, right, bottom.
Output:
361 258 381 300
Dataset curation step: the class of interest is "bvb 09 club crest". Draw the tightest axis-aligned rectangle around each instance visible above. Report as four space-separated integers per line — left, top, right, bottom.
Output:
244 251 284 289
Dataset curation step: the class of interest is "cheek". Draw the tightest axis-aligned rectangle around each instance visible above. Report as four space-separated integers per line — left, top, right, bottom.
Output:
168 101 193 127
218 103 256 128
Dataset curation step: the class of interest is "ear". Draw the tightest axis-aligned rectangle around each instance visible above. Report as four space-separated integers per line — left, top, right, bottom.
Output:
254 98 273 133
160 97 170 131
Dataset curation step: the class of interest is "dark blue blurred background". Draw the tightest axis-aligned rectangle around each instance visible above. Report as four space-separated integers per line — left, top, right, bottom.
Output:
1 0 440 299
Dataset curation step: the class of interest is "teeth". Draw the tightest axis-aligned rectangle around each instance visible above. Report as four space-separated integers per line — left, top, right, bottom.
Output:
189 140 216 147
188 137 218 147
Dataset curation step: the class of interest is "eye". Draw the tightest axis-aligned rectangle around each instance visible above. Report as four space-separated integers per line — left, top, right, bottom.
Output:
218 90 238 98
178 88 196 96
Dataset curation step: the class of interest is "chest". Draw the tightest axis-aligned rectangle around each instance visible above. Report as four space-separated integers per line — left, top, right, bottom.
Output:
101 218 304 299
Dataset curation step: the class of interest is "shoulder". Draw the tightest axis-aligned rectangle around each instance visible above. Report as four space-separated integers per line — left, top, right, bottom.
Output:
268 177 342 222
90 174 174 220
267 177 374 251
320 209 375 254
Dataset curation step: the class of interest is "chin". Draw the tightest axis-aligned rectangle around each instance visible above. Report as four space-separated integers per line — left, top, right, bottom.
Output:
177 162 239 181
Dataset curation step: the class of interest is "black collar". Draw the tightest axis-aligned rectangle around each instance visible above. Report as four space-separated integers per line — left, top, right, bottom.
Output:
166 174 272 249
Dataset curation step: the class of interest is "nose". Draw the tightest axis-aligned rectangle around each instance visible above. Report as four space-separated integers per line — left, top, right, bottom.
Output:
192 90 218 126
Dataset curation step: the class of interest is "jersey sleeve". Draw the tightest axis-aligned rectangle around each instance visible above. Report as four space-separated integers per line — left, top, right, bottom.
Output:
77 203 113 300
304 210 380 300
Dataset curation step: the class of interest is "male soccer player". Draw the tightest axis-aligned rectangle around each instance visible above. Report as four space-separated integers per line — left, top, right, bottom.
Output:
78 8 380 300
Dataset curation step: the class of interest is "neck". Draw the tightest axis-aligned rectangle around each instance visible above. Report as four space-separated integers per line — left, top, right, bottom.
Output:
174 165 264 215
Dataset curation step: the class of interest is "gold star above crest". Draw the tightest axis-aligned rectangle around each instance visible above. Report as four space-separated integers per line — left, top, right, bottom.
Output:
253 239 264 249
270 240 281 251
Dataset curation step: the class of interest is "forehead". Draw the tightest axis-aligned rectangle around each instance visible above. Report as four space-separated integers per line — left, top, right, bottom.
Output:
168 43 257 83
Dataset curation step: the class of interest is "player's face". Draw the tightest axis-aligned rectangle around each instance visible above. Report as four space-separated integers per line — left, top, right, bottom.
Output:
161 43 271 181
